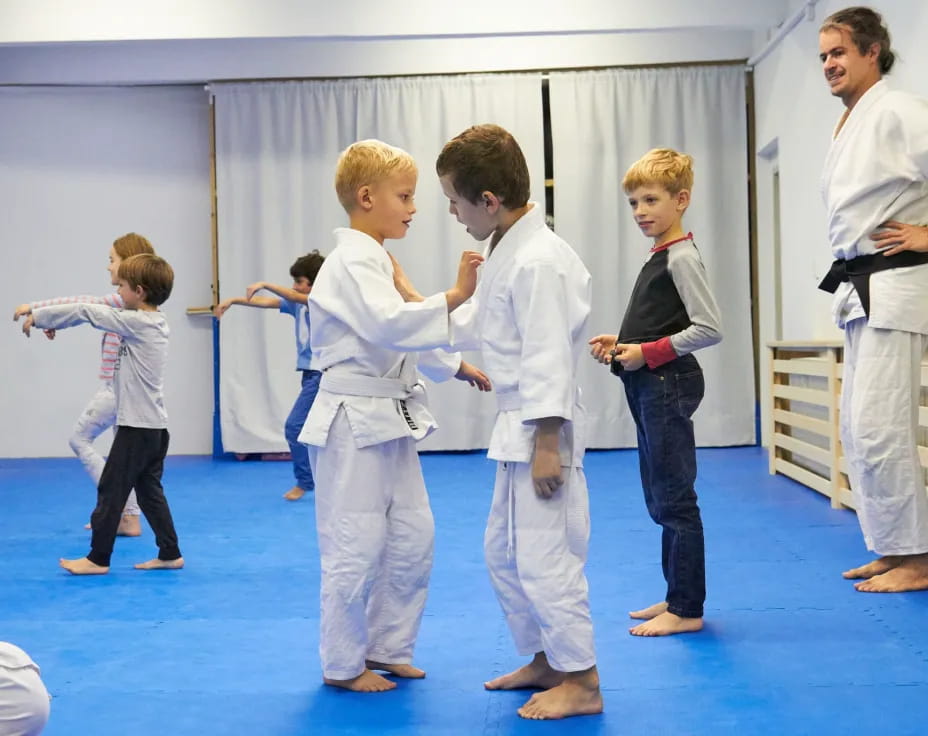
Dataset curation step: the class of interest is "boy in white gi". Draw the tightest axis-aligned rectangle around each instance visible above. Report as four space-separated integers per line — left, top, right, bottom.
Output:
430 123 601 719
817 7 928 592
298 139 489 693
18 254 184 575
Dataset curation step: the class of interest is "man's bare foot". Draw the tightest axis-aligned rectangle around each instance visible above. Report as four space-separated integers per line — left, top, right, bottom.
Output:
629 601 668 620
60 557 109 575
854 555 928 592
842 556 901 580
630 611 703 637
324 669 397 692
517 667 603 720
117 514 142 537
365 660 425 678
283 486 305 501
485 652 565 691
134 557 184 570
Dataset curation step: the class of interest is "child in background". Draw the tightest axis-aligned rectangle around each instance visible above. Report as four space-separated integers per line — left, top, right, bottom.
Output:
18 253 184 575
214 250 326 501
12 233 156 537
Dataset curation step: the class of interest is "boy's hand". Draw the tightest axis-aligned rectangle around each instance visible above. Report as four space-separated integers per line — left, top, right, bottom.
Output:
455 361 492 391
43 329 56 340
871 220 928 256
213 299 233 319
388 252 424 302
245 282 266 300
21 314 35 337
588 334 618 364
613 343 645 371
532 447 563 499
445 251 484 311
532 417 564 499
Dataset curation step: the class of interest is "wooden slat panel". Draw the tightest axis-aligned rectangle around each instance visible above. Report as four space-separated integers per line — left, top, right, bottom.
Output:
919 406 928 428
773 458 831 497
919 445 928 468
834 488 856 510
772 358 831 377
773 432 831 467
772 408 831 438
772 384 831 406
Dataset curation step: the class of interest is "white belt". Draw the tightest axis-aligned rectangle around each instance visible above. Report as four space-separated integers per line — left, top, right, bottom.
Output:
320 372 416 400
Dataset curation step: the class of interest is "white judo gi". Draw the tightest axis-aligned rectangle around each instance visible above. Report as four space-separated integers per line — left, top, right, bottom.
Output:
450 204 596 672
298 227 461 681
0 643 49 736
821 80 928 555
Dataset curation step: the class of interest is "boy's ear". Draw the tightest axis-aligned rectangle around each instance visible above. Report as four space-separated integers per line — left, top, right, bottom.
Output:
357 184 374 211
482 190 502 213
675 189 691 210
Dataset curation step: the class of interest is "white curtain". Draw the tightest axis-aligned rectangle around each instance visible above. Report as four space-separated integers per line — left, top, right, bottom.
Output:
549 65 755 446
213 75 545 452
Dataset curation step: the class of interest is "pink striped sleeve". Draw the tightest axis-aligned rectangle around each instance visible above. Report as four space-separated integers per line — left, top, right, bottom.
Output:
31 293 120 309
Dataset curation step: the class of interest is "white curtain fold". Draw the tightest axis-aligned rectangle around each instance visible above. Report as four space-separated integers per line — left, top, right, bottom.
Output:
213 74 545 452
548 65 755 446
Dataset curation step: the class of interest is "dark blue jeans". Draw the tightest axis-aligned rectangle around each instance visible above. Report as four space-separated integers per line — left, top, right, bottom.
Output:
620 353 706 618
284 369 321 491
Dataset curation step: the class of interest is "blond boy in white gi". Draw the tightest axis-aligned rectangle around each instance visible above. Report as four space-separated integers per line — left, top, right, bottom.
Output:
298 140 489 693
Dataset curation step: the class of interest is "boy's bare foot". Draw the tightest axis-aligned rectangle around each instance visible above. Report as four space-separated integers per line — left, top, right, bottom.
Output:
59 557 109 575
517 667 603 720
365 660 425 678
842 556 901 579
630 611 703 637
117 514 142 537
134 557 184 570
283 486 305 501
324 669 397 692
629 601 668 620
485 652 565 690
83 522 92 530
853 555 928 592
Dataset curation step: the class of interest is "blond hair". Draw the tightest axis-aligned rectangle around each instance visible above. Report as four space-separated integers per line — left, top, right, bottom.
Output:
112 232 155 260
334 139 417 213
622 148 694 195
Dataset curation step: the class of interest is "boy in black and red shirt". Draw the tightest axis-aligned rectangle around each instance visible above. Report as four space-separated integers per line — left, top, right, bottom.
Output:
590 148 722 637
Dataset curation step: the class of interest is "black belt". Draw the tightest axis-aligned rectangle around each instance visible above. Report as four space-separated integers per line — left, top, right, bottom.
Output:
818 249 928 318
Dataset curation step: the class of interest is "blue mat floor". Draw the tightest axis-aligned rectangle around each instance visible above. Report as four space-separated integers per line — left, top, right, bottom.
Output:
2 446 927 735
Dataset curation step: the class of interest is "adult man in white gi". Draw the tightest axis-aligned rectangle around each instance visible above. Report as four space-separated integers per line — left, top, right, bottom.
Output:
818 7 928 592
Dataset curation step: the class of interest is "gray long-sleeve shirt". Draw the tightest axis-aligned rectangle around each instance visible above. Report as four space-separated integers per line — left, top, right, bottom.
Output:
32 303 169 428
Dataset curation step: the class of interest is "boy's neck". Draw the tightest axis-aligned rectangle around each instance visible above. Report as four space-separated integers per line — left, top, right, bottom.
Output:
652 223 687 249
490 203 532 252
348 215 385 245
137 303 158 312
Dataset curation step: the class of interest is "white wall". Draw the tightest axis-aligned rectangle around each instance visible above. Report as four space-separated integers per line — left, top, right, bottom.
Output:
752 0 928 444
0 86 214 458
0 0 785 85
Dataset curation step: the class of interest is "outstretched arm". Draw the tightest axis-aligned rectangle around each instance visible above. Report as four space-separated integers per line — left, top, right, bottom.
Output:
213 295 281 318
245 282 308 304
